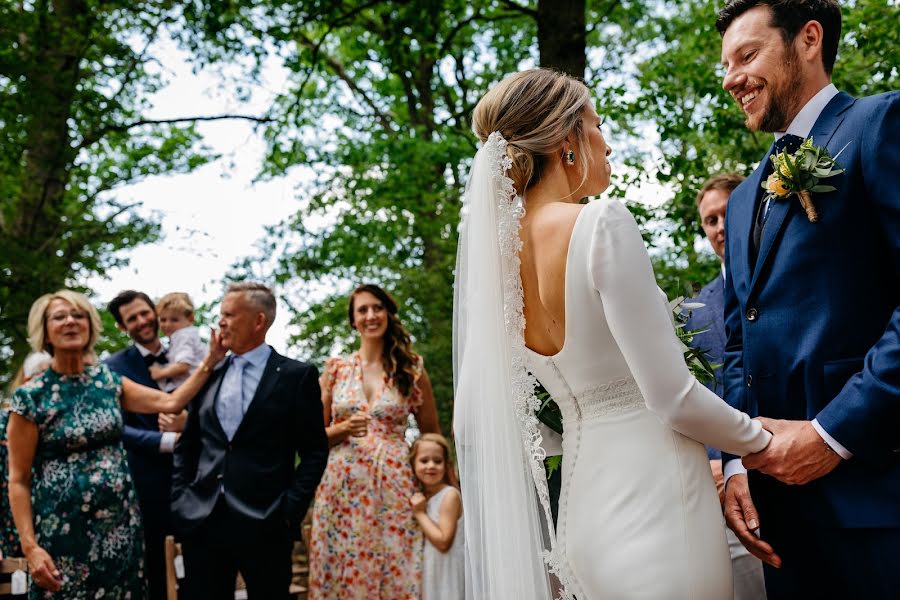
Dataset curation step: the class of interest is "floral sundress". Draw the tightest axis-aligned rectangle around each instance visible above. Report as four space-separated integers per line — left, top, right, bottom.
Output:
10 365 146 599
308 353 423 600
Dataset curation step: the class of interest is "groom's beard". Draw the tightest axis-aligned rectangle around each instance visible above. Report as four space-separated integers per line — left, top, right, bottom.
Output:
748 46 804 133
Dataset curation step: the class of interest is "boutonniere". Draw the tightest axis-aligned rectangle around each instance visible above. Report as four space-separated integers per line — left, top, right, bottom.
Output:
762 137 849 223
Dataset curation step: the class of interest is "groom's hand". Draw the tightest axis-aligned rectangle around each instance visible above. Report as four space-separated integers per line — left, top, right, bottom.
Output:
742 418 842 485
723 474 781 568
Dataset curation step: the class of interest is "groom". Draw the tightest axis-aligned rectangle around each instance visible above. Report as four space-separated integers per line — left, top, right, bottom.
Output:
717 0 899 597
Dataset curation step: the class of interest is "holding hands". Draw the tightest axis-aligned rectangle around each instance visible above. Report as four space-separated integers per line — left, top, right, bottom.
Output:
743 417 842 485
726 417 844 568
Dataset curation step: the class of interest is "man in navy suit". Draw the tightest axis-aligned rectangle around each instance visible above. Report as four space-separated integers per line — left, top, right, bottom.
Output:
106 290 186 600
686 173 766 600
718 1 900 596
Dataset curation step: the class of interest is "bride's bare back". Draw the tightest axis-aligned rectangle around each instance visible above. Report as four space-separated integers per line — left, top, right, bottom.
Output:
519 201 584 356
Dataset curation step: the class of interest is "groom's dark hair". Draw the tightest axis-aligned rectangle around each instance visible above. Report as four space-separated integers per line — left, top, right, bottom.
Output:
716 0 842 75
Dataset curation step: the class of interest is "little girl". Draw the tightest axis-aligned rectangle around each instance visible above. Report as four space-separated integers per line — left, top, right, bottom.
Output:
409 433 464 600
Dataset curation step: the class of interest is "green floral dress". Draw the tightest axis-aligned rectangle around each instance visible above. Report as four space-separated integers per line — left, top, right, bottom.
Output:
10 365 146 599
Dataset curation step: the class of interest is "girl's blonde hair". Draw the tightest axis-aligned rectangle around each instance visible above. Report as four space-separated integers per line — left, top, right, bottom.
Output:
409 433 459 489
472 68 592 197
27 290 102 356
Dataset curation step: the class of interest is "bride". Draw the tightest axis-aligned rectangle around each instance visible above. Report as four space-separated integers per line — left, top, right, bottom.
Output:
453 68 771 599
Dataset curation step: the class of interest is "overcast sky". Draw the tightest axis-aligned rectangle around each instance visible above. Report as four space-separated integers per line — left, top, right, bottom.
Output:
87 37 303 352
86 33 689 355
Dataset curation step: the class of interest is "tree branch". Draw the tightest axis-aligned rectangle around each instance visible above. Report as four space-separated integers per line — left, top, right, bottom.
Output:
76 113 273 150
295 31 394 132
499 0 537 18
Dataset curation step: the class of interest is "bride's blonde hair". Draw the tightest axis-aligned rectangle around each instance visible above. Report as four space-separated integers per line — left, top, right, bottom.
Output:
472 68 592 196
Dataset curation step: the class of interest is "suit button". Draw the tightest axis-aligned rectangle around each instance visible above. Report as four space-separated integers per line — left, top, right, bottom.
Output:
746 375 753 387
216 473 223 481
746 308 758 321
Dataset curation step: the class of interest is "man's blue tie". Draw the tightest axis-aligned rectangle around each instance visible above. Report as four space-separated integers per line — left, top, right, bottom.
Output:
751 133 804 260
217 356 245 440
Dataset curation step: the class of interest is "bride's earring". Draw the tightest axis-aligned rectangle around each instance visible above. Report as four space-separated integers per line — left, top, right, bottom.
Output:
565 149 576 165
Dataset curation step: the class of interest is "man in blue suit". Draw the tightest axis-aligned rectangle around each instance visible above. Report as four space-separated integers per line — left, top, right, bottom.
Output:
106 290 186 600
717 1 900 597
686 173 766 600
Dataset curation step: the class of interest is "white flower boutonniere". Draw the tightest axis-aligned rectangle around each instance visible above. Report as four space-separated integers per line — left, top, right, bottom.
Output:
762 137 849 223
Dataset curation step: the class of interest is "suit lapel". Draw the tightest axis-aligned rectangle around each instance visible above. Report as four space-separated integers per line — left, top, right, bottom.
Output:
203 367 229 441
733 160 769 292
748 92 856 294
233 350 284 439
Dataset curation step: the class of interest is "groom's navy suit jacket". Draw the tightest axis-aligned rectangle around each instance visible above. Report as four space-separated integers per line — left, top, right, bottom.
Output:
722 91 900 527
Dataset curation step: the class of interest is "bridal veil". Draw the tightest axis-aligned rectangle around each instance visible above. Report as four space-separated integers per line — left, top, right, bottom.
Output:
453 132 574 599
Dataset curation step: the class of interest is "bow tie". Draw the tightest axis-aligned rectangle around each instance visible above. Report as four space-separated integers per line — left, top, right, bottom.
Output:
143 350 168 368
772 133 804 156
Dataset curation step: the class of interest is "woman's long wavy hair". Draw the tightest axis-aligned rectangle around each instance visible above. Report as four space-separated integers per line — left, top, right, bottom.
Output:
348 284 419 399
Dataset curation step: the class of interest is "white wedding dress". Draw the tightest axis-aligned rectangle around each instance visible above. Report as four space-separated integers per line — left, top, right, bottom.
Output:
453 133 771 600
524 198 771 599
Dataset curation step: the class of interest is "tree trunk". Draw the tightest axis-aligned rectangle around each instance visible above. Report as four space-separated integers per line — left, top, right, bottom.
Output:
536 0 586 78
12 0 90 243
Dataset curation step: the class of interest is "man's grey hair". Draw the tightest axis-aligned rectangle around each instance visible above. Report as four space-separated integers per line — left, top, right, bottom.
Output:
226 281 277 326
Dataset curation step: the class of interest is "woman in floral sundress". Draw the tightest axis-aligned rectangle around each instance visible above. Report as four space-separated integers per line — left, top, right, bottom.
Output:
308 284 440 600
6 290 225 599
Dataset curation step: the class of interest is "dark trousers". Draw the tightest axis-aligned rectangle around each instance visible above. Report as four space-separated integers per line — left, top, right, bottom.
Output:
760 509 900 599
144 524 167 600
181 499 292 600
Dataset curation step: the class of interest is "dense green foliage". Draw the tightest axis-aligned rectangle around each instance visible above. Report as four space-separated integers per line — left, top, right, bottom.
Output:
199 0 650 432
0 1 223 383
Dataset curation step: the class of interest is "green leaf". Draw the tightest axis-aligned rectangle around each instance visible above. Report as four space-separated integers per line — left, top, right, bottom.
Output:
810 185 837 193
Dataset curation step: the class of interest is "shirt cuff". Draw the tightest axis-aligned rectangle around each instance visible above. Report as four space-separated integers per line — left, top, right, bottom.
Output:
811 418 853 459
724 459 748 485
160 432 177 454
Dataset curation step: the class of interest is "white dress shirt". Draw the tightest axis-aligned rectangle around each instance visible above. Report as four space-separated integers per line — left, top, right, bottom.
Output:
725 82 850 484
136 342 179 453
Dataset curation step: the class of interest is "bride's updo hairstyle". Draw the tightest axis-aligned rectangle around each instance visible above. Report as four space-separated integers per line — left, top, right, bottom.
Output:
473 68 592 196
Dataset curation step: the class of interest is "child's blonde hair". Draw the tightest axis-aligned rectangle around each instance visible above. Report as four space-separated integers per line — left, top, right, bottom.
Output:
409 433 459 489
156 292 194 318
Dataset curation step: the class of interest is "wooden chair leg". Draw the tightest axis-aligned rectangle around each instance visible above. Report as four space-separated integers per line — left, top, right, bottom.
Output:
164 535 177 600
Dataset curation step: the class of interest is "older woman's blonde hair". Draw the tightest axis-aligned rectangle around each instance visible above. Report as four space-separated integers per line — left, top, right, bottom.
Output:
472 68 593 198
27 290 103 356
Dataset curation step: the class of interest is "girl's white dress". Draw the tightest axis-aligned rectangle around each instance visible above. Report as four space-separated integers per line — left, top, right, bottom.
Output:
422 485 465 600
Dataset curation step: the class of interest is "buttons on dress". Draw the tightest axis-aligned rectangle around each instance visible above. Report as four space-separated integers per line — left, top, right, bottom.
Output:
746 375 753 387
746 308 759 321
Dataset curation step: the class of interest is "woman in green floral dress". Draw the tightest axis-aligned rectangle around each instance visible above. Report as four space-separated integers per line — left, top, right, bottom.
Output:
6 290 224 598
